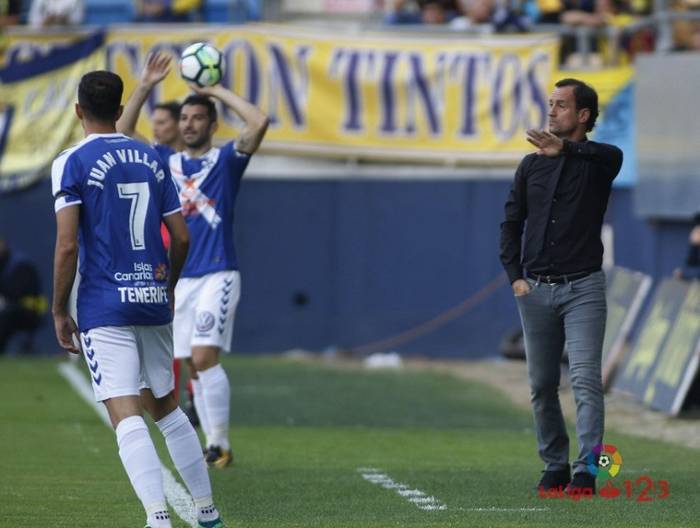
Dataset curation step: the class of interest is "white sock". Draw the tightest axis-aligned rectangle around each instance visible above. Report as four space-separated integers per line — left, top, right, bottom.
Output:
192 378 212 446
195 497 221 523
156 407 213 502
198 364 230 450
115 416 171 528
146 509 172 528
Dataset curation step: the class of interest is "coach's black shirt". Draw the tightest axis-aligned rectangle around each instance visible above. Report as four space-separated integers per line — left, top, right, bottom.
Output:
499 138 623 284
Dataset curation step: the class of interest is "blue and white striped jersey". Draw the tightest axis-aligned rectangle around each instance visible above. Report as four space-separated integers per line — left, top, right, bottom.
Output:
156 142 250 278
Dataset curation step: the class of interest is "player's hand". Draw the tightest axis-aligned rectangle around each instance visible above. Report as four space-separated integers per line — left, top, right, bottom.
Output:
512 279 531 297
690 226 700 245
141 52 171 88
53 313 80 354
526 129 564 157
187 82 223 98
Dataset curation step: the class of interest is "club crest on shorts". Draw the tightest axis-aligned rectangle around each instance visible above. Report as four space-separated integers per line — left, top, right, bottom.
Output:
196 311 216 333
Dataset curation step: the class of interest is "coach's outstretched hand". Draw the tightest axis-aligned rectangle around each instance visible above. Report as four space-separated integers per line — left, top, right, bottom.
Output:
54 313 80 354
526 129 564 157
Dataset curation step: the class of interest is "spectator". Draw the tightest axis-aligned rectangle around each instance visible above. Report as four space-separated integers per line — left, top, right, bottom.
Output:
28 0 84 27
384 0 466 24
674 212 700 280
0 239 46 353
0 0 21 28
672 0 700 51
536 0 616 64
673 23 700 51
465 0 497 25
492 0 533 32
612 0 654 61
135 0 202 22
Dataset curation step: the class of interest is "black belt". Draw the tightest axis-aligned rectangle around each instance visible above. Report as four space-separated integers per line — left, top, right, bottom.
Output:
526 269 598 284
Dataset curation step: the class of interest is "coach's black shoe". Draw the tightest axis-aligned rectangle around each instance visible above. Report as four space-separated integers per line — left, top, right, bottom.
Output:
567 472 596 496
536 465 571 493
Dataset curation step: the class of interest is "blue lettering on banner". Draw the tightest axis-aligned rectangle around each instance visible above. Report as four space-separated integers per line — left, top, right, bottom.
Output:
99 37 554 144
379 51 399 134
491 53 522 140
328 47 551 140
267 43 310 128
525 52 549 131
455 52 489 138
0 105 15 163
222 40 261 109
330 48 364 132
405 52 442 135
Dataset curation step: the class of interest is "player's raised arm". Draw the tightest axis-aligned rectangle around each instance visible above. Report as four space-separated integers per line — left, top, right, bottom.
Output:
52 205 80 353
190 83 269 155
116 52 172 140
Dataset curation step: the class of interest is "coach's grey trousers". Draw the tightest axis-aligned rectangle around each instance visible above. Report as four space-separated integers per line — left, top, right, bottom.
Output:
515 270 607 476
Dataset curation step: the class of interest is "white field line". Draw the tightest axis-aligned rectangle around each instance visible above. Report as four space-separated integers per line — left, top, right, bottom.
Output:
58 361 198 527
465 507 550 512
357 467 447 511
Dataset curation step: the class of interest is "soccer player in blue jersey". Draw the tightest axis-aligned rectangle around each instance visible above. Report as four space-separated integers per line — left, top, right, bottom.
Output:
161 84 269 468
52 70 225 528
116 56 269 467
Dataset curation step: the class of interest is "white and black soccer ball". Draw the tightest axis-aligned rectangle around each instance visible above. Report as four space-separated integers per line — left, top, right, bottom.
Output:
179 42 224 87
598 454 612 469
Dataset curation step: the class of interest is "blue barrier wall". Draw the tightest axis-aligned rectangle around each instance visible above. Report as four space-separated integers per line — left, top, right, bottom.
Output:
0 177 693 357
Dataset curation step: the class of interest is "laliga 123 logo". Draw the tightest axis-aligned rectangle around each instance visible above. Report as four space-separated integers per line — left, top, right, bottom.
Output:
590 444 669 502
588 443 623 478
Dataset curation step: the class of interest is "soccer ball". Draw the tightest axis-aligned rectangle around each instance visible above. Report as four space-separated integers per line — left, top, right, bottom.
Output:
598 454 611 469
179 43 223 87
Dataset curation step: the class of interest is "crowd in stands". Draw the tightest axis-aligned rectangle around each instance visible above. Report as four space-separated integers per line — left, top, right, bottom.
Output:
383 0 658 64
0 0 259 27
1 0 700 65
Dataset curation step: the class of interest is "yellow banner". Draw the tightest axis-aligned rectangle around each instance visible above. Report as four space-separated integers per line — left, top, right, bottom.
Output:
105 25 558 163
3 25 560 168
0 32 105 190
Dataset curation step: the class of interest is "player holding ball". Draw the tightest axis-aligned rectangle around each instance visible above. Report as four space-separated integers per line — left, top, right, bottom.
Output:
120 44 269 468
172 45 268 468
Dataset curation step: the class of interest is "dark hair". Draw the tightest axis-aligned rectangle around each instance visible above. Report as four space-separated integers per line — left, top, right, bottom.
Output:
555 78 599 132
78 71 123 122
181 95 217 123
154 101 181 122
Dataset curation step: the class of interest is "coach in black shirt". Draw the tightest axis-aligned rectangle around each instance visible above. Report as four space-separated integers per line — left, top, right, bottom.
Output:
500 78 623 496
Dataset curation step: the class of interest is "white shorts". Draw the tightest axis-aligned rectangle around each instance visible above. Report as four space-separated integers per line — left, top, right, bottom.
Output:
173 270 241 359
80 325 174 402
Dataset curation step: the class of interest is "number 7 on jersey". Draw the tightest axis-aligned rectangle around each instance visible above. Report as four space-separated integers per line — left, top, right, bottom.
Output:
117 182 150 251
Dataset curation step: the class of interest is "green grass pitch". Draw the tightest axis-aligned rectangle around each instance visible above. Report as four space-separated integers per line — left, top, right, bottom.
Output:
0 355 696 527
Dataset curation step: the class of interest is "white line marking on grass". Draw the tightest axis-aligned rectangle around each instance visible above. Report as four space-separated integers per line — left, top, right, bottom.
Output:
465 507 550 512
58 361 198 527
357 467 447 511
